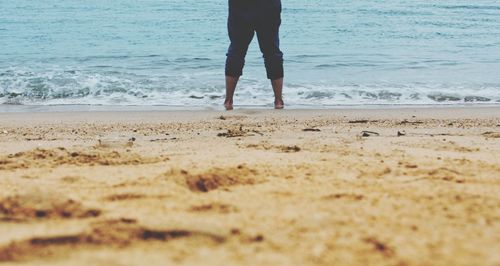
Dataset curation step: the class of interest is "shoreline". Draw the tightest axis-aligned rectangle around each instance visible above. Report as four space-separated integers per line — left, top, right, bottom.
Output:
0 106 499 126
0 103 499 113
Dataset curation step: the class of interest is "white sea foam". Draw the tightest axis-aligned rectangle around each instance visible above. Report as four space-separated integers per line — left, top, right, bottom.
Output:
1 67 498 106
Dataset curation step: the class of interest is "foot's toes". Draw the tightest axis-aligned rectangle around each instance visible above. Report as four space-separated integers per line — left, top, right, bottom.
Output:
274 101 284 109
224 100 233 111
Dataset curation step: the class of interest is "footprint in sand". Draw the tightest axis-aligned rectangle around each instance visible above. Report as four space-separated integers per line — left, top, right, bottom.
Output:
160 165 262 193
182 166 260 192
0 193 100 222
0 219 227 262
0 147 166 170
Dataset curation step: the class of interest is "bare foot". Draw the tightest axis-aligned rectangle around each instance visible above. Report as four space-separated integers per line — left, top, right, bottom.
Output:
225 76 238 111
224 100 233 111
274 99 284 109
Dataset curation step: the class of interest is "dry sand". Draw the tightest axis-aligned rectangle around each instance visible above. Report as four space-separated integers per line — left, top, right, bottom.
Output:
0 107 499 266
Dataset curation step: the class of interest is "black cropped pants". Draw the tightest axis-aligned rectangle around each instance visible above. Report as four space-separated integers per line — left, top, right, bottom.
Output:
225 0 284 80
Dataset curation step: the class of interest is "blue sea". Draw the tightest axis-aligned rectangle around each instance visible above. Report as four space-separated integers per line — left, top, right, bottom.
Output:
1 0 499 107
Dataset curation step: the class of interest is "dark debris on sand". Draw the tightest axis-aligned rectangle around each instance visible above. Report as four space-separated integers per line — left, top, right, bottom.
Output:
302 128 321 132
361 131 380 137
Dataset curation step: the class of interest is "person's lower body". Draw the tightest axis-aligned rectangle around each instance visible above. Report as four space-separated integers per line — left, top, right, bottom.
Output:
224 0 284 110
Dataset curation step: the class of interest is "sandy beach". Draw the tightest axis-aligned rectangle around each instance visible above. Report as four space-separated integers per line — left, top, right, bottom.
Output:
0 107 499 266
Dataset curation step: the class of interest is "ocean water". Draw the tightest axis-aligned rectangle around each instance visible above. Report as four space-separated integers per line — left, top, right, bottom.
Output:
1 0 499 107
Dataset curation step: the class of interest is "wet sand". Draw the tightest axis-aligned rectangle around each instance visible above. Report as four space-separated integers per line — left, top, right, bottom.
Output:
0 107 499 266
